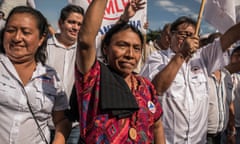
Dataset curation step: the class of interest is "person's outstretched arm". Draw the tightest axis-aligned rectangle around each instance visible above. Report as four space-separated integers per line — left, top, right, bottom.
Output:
76 0 108 74
116 0 145 24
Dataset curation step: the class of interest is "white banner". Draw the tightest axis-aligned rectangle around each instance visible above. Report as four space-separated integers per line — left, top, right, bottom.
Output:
71 0 147 56
203 0 236 33
73 0 147 35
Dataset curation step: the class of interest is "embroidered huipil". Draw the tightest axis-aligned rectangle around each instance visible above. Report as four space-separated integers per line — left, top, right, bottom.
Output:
75 61 162 143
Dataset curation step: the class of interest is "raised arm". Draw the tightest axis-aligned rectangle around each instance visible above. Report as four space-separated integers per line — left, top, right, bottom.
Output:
152 36 199 95
152 53 185 95
220 22 240 52
116 0 145 24
76 0 108 74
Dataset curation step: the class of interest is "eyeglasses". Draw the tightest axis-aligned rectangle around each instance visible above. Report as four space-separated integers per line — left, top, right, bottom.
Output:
172 31 194 39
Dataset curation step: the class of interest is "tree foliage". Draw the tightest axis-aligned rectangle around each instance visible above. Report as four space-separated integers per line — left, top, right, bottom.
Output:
146 28 161 43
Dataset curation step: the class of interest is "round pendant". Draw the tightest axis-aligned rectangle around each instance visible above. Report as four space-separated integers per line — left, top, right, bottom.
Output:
129 127 137 141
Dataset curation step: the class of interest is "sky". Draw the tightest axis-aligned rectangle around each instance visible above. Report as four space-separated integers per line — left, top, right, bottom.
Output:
35 0 216 35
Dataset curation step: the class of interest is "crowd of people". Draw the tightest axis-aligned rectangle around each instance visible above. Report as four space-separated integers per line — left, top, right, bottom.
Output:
0 0 240 144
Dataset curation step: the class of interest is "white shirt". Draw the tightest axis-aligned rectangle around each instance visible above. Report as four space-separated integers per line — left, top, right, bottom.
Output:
46 34 77 99
207 69 233 134
140 38 224 144
0 54 68 144
232 73 240 127
46 34 78 128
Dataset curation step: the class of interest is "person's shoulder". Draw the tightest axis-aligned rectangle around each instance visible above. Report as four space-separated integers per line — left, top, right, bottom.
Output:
150 50 162 56
0 53 10 63
144 50 160 62
46 34 64 50
46 34 56 43
144 49 169 65
151 49 171 58
38 63 58 76
47 33 63 45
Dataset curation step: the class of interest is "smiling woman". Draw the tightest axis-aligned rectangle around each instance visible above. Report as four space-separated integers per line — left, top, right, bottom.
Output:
75 0 166 143
0 6 71 144
3 12 45 66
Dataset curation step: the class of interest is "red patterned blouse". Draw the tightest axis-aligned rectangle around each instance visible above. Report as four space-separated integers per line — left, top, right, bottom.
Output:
75 61 163 143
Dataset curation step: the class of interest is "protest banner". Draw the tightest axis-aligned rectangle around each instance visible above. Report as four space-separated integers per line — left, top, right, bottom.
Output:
204 0 236 33
75 0 147 57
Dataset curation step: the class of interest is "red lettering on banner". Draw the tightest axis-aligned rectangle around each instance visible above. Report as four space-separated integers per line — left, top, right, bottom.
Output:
115 0 123 12
87 0 130 20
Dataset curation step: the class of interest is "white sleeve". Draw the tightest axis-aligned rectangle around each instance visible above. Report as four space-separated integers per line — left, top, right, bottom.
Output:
140 51 168 81
200 38 225 74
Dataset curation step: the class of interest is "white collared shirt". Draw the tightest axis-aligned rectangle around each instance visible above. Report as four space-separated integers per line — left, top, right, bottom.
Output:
0 54 68 144
46 34 78 128
46 34 77 99
207 69 233 134
140 38 225 144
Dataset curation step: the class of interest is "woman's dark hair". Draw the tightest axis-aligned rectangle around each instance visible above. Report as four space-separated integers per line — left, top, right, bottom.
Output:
59 4 84 22
0 6 49 64
170 16 197 32
101 22 144 61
